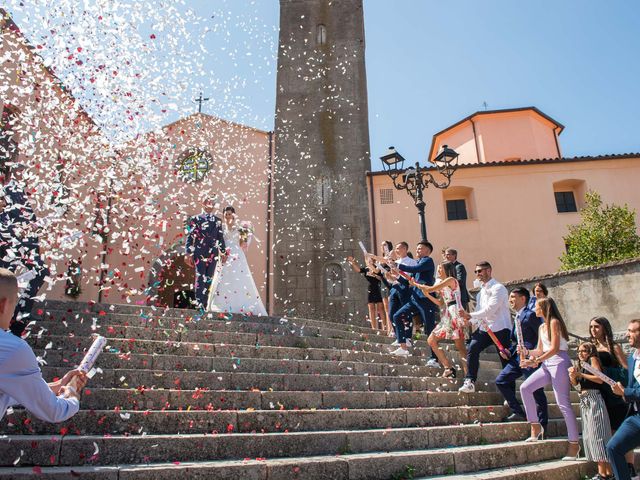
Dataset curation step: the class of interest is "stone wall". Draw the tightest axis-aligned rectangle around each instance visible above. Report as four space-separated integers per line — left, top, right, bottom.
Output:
506 257 640 337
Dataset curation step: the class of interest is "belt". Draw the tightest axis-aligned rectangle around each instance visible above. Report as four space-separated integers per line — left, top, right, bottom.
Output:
446 300 457 307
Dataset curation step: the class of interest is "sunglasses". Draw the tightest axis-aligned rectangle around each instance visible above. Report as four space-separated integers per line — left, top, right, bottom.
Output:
474 268 487 274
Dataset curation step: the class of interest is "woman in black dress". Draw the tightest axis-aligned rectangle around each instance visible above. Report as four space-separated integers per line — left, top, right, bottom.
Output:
589 316 636 475
347 255 386 332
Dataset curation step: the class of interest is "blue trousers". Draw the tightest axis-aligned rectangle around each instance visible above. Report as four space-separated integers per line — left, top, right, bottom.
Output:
388 290 404 340
194 258 217 308
465 328 511 382
495 357 548 426
607 413 640 480
393 297 437 356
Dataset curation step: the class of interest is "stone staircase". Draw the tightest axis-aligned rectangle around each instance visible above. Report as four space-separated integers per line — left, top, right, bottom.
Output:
0 300 595 479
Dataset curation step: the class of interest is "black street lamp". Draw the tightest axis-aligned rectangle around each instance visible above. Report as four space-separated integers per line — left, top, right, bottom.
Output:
380 145 460 241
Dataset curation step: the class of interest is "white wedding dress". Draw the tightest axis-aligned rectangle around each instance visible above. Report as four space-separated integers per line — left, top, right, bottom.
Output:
206 224 267 316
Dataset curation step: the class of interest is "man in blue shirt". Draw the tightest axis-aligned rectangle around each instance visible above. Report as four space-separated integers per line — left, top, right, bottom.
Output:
495 287 548 425
393 241 438 358
0 268 86 422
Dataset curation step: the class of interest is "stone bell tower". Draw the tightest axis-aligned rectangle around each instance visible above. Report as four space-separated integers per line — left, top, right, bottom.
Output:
272 0 371 321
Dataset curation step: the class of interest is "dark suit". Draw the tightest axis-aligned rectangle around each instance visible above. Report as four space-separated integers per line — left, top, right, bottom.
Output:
495 306 548 424
452 260 469 309
1 185 49 334
185 213 226 308
395 256 437 348
606 351 640 480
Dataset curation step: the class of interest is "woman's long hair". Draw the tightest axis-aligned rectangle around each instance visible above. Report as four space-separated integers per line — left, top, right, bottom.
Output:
537 297 569 341
589 316 619 367
440 261 457 280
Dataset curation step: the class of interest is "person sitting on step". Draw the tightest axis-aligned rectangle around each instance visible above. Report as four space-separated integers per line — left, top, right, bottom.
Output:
0 268 88 423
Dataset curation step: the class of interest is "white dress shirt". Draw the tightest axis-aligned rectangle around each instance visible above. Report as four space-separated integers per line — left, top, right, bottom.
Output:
0 329 79 422
469 277 512 332
391 256 417 285
634 349 640 385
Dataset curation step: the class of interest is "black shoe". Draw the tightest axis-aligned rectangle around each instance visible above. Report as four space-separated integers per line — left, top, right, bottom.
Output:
628 463 637 477
502 413 526 422
443 367 456 379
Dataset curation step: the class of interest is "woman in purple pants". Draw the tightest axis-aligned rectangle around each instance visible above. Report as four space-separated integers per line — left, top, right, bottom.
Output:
519 297 581 460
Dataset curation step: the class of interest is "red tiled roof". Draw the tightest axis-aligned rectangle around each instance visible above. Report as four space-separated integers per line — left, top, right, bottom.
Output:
366 152 640 176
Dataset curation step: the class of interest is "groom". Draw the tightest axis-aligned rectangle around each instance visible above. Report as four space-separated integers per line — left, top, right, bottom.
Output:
184 198 226 309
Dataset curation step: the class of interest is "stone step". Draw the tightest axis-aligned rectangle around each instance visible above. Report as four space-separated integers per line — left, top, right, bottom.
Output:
0 422 574 468
31 311 389 342
30 327 404 356
77 388 507 411
35 301 377 332
30 334 502 372
0 439 569 479
31 308 507 361
34 349 498 381
426 459 596 480
39 365 504 393
0 403 578 437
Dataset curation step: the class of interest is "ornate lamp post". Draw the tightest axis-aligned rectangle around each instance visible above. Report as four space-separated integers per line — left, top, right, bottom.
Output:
380 145 460 241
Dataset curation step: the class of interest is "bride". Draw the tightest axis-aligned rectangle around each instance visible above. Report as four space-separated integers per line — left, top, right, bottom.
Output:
206 206 267 316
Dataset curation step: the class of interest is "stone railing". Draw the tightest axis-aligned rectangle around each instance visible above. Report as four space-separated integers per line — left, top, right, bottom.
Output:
505 256 640 338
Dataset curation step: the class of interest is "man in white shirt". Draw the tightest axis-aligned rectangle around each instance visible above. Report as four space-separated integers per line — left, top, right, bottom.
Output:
458 261 512 393
0 268 87 422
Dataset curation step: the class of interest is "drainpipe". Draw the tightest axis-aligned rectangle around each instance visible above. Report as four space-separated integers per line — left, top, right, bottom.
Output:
470 118 482 163
553 127 562 159
265 131 273 314
367 172 378 252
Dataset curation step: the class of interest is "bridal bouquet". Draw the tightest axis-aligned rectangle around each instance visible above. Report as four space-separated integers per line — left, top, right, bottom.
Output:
237 221 254 244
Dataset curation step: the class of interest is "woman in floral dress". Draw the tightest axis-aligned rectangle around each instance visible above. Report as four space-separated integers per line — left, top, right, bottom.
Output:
410 261 467 378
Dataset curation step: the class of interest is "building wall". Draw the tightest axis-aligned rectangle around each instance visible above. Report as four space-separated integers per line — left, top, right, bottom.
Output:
369 156 640 293
506 258 640 336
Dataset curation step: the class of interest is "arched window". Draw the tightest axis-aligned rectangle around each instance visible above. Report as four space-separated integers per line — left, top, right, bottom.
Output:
325 263 344 297
442 186 475 221
316 176 331 206
552 179 586 213
316 24 327 45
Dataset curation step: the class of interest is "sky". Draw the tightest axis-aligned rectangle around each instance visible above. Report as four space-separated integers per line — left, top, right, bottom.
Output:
6 0 640 170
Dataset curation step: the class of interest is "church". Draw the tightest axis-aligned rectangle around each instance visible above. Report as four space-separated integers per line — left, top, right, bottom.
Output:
2 5 640 321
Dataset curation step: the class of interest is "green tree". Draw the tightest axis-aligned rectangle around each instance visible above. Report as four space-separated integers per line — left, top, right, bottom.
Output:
560 191 640 270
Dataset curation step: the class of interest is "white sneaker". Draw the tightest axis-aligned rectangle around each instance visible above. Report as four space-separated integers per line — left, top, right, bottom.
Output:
458 379 475 393
426 358 440 368
405 339 412 348
391 347 411 357
391 340 400 346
